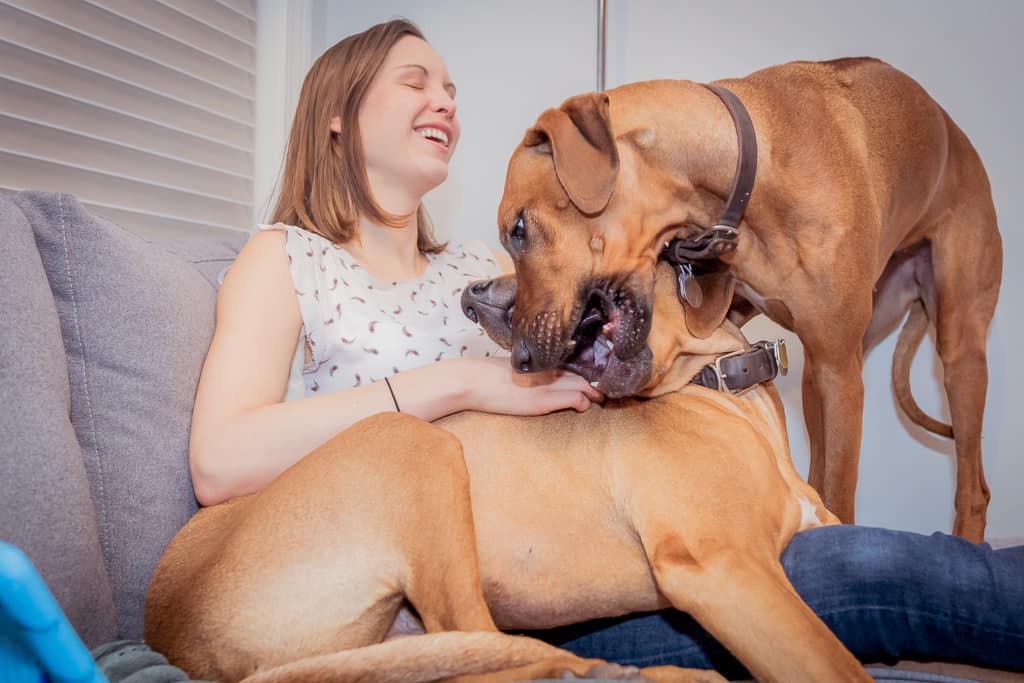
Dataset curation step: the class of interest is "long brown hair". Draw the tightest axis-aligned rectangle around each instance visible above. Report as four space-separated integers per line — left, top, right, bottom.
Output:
271 19 445 253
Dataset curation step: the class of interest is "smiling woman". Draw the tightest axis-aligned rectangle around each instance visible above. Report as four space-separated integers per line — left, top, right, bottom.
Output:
185 17 600 509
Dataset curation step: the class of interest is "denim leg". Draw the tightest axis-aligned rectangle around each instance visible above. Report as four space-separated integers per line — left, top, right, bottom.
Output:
529 609 740 674
781 525 1024 669
531 525 1024 676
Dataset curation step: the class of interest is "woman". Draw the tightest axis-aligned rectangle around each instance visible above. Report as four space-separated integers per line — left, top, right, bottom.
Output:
190 17 1024 676
189 20 601 509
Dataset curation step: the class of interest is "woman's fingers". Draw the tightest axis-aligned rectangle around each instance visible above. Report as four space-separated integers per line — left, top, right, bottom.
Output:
470 357 603 415
548 370 604 403
509 367 604 400
570 393 593 413
532 390 592 415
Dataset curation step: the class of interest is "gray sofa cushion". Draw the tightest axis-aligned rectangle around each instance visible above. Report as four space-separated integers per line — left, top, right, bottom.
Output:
0 195 118 647
13 191 245 640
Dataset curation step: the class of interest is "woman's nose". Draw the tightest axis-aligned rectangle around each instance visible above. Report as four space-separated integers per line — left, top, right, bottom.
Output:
433 90 456 118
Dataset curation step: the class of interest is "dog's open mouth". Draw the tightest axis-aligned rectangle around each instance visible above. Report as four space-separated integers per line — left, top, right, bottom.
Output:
560 286 654 397
564 291 621 385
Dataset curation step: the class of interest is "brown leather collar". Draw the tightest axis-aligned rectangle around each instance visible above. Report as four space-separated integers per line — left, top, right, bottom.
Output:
690 340 788 395
664 83 758 263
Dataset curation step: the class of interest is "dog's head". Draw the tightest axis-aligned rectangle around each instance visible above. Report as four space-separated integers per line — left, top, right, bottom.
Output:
462 262 745 398
497 86 738 381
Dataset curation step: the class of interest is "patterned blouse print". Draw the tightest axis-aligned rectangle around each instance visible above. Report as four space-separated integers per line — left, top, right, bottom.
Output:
258 223 507 398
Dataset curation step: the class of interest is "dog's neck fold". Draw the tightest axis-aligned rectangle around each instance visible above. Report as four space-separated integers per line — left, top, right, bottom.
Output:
640 322 749 398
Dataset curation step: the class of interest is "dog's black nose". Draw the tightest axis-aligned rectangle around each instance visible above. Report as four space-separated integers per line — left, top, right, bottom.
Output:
512 340 533 373
461 280 493 324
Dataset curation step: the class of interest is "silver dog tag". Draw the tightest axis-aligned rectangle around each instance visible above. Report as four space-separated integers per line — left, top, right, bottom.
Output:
677 264 703 308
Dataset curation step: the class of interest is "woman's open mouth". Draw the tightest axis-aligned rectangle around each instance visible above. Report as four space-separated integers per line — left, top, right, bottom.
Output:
415 126 450 150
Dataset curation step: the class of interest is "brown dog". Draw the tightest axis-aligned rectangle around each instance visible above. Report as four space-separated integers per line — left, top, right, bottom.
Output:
496 57 1002 541
144 263 871 683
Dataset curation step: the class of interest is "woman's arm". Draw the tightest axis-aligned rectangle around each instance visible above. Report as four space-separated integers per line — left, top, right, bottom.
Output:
189 232 599 507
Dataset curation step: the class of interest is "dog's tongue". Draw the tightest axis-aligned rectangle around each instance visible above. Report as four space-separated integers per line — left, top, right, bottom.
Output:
593 335 613 366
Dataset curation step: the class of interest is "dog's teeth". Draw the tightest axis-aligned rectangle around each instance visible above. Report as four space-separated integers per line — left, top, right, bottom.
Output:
602 323 613 336
566 339 577 350
591 381 600 388
607 340 614 351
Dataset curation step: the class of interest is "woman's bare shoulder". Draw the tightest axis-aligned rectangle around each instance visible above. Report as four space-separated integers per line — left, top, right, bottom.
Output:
222 229 289 285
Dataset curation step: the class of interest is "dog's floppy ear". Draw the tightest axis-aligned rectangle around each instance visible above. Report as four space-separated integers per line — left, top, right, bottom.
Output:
682 270 736 339
524 93 619 215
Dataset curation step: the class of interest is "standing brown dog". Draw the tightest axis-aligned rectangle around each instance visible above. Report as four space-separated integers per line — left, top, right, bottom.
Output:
497 57 1002 540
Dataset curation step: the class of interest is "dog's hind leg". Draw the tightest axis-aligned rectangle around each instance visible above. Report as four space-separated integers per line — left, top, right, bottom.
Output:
924 159 1002 542
392 420 501 634
319 412 501 636
210 413 506 679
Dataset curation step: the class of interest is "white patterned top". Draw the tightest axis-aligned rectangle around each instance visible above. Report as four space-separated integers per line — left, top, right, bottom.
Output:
258 223 507 399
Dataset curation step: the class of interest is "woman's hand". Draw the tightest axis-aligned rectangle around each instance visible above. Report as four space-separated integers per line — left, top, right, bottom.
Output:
455 357 604 416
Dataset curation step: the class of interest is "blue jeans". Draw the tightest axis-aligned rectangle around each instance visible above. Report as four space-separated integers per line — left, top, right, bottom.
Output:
532 525 1024 678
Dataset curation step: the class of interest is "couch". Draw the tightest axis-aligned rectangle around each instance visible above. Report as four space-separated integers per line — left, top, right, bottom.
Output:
0 191 1020 683
1 191 243 680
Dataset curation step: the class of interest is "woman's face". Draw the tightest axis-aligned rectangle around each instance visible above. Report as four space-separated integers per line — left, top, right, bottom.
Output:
357 35 460 206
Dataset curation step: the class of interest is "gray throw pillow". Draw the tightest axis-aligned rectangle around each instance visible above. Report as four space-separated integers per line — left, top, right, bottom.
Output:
0 195 117 647
14 191 245 640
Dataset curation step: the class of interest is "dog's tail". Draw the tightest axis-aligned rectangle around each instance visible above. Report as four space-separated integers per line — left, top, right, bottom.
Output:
236 631 588 683
892 299 954 438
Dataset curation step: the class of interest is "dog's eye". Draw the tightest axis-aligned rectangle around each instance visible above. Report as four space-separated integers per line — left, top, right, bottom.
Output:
510 214 526 245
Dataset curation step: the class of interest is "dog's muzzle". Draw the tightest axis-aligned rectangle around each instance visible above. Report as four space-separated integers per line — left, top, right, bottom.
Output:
511 281 653 396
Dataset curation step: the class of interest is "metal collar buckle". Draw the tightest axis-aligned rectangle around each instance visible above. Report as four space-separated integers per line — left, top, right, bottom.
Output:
711 348 756 396
709 224 740 238
709 339 789 396
758 339 789 377
665 225 739 263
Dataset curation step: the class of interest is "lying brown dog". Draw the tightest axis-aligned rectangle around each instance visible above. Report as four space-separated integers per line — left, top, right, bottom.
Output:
496 57 1002 540
144 263 870 683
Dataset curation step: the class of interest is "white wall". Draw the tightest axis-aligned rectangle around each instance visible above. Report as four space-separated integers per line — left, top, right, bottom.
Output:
292 1 1022 539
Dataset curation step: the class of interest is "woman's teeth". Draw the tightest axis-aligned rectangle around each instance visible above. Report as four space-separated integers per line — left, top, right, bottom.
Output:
416 127 449 147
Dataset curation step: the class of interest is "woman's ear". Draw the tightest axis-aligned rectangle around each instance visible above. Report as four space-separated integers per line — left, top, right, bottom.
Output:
329 116 342 134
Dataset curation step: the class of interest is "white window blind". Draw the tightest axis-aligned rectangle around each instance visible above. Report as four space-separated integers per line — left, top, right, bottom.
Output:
0 0 256 239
